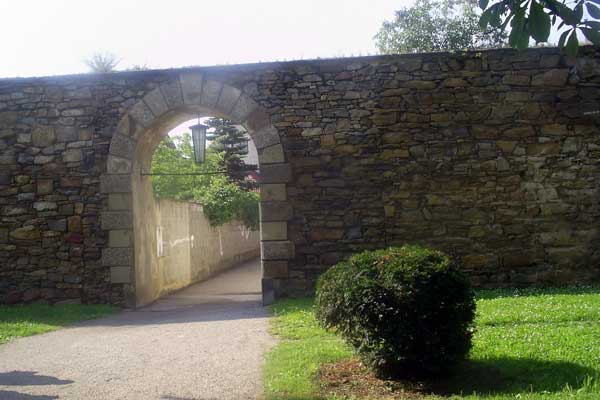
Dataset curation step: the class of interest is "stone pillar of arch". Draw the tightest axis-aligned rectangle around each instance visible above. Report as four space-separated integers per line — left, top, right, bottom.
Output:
100 73 293 307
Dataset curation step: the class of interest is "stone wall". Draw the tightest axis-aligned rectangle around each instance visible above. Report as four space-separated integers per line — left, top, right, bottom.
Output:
0 46 599 305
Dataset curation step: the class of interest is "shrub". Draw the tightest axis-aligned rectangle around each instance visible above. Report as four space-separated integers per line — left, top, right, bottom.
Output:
314 245 475 377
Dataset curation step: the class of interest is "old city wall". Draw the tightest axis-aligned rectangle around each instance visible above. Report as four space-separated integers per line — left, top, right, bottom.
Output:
0 46 598 305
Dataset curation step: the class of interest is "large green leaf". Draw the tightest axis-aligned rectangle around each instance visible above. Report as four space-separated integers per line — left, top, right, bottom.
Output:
529 1 551 42
574 2 584 24
587 20 600 30
586 3 600 19
509 8 528 49
479 8 493 29
478 0 489 10
581 27 600 45
566 30 580 56
558 29 570 49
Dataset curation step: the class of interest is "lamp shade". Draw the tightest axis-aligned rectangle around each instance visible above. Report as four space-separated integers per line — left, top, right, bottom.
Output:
190 123 208 164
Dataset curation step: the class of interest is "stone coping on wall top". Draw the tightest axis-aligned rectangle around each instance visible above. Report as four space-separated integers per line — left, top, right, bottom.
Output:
2 46 596 83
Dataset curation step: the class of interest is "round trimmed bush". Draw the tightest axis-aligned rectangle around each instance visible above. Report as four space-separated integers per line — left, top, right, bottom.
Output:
315 245 475 377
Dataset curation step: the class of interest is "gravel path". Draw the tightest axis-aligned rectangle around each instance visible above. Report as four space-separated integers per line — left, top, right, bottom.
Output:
0 259 275 400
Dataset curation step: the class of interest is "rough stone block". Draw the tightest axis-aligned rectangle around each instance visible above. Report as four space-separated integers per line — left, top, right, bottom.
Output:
259 164 292 184
532 69 569 86
261 240 294 260
243 107 270 131
262 260 288 278
109 229 132 247
100 174 131 193
200 80 223 108
252 126 280 150
143 88 168 117
102 247 133 267
37 179 53 195
0 155 16 165
33 201 57 211
32 126 56 147
261 278 276 305
109 134 135 159
62 149 82 163
108 193 131 210
67 215 81 232
261 201 293 221
159 80 184 109
258 144 285 164
216 85 241 115
261 221 288 241
101 211 132 229
527 142 560 156
231 94 258 124
47 219 67 232
308 229 345 241
10 226 41 240
116 115 143 138
179 72 204 104
260 184 286 201
107 155 132 174
56 126 79 142
110 266 132 284
128 101 155 127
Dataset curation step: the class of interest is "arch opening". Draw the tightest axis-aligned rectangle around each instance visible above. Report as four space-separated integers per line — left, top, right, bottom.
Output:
101 75 294 308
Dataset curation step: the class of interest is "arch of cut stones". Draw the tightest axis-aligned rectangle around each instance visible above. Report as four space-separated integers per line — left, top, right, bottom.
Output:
101 74 293 306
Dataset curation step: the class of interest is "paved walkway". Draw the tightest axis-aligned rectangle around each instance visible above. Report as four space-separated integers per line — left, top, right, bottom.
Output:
0 259 274 400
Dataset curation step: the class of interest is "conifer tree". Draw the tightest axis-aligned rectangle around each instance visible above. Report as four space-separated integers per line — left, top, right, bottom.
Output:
205 117 257 190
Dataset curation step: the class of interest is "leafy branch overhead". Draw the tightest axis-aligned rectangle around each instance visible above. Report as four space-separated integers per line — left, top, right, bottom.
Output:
479 0 600 55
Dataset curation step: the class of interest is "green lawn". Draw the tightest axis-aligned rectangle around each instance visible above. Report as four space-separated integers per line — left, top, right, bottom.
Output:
0 303 115 344
264 287 600 400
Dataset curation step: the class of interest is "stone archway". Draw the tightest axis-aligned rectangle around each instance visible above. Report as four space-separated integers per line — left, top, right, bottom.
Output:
100 73 294 307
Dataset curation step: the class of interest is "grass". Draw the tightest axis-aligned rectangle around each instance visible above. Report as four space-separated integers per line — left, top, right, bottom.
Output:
0 303 115 344
264 286 600 399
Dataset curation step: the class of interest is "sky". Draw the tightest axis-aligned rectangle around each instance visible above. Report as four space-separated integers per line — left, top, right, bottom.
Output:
0 0 404 78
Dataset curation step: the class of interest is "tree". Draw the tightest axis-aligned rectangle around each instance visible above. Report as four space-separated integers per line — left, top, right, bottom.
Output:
375 0 507 54
479 0 600 55
85 52 120 73
151 133 259 229
205 117 257 190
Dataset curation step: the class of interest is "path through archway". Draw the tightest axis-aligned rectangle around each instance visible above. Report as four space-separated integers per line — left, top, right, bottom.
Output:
101 74 294 307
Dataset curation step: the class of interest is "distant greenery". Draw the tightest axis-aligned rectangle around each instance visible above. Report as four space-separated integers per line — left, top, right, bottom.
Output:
0 304 114 344
151 131 259 229
85 51 120 73
375 0 507 54
265 286 600 399
206 117 258 191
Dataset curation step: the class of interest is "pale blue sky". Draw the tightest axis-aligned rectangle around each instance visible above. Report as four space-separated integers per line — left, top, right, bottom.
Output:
0 0 404 78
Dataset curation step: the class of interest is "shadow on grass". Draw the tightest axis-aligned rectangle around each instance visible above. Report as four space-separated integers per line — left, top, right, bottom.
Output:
429 357 598 397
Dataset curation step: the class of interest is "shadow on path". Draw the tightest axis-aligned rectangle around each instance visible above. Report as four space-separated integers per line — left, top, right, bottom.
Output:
0 371 73 386
0 371 70 400
0 391 59 400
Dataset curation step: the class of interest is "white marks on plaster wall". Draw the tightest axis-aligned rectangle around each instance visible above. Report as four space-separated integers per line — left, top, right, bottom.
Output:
157 226 164 257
